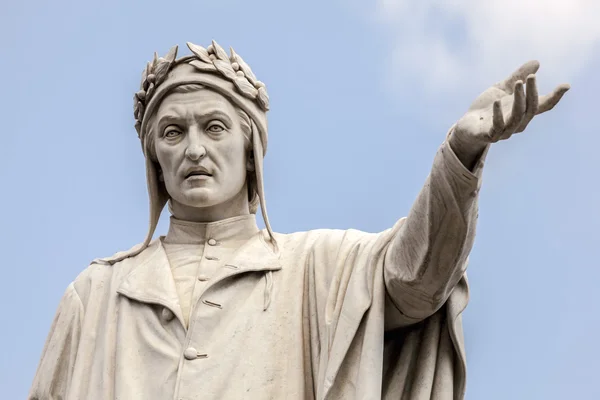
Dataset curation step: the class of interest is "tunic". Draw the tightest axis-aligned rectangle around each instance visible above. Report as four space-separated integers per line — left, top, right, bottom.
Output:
29 138 485 400
161 215 260 327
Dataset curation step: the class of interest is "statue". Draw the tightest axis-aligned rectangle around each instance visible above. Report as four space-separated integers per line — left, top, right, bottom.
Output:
28 41 569 399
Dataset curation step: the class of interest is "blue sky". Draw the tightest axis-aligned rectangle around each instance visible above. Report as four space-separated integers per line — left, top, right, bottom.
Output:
1 0 599 398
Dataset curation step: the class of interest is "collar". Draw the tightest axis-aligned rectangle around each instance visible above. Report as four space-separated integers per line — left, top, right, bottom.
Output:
163 214 259 246
116 230 280 325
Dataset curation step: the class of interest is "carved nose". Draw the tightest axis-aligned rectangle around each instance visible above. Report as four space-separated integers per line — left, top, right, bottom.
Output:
185 145 206 161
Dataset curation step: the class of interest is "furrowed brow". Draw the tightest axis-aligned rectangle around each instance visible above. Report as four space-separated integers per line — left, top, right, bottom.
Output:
156 114 183 130
197 109 234 127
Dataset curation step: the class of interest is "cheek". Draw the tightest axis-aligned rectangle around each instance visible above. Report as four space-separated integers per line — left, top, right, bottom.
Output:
218 138 248 171
155 144 180 175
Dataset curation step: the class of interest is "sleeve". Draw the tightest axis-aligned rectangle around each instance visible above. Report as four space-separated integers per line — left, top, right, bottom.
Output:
383 134 488 330
28 283 84 400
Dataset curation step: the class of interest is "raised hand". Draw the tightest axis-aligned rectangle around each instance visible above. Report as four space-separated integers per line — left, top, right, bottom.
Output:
454 61 570 146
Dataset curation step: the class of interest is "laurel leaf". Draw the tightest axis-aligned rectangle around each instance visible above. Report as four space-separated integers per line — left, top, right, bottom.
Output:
232 54 257 86
233 77 258 98
164 45 178 63
146 83 155 100
186 42 212 63
189 60 217 73
212 40 229 61
213 60 237 81
153 61 170 82
133 100 140 117
257 87 270 110
134 101 145 121
140 62 151 87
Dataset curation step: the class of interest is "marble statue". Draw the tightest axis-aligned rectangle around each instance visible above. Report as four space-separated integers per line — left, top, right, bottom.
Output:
28 41 569 400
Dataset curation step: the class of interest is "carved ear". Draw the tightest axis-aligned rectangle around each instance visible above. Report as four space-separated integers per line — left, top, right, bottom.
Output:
246 151 255 171
158 168 164 182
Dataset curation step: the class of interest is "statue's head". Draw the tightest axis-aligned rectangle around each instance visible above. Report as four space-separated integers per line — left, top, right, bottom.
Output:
104 41 274 264
147 84 257 221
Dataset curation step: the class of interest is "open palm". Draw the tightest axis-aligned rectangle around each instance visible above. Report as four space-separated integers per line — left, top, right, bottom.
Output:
455 61 570 144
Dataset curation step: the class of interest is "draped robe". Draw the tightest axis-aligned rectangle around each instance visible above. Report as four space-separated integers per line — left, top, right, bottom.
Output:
29 137 486 400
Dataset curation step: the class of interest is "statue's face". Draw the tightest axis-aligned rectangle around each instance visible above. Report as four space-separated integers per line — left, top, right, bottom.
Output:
153 88 250 219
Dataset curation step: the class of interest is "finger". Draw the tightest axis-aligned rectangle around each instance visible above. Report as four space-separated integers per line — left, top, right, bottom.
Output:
502 80 526 138
498 60 540 93
515 74 539 133
537 83 571 114
488 100 505 142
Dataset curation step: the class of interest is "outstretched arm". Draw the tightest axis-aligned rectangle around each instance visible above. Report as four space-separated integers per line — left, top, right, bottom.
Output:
383 61 570 329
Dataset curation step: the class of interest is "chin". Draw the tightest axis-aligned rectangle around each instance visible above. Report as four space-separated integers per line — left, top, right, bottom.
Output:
179 187 222 208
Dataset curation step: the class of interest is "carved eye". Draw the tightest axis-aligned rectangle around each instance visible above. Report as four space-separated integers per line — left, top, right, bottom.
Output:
164 127 182 138
207 122 225 134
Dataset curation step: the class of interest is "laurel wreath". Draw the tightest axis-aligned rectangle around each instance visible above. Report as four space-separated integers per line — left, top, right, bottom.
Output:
133 40 269 136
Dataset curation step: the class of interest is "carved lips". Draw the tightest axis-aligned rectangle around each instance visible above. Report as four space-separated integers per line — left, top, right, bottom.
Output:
184 166 212 180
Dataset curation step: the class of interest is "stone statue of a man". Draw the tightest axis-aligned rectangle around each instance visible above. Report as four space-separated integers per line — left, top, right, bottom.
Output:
29 41 569 400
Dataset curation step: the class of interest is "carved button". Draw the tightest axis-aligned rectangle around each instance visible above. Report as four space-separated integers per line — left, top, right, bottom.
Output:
184 347 198 360
197 275 209 281
161 308 175 322
207 238 217 246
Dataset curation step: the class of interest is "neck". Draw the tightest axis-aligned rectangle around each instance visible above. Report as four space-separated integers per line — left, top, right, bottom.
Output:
169 190 250 223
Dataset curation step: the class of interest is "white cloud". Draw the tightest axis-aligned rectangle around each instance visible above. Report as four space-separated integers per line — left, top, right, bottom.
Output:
374 0 600 93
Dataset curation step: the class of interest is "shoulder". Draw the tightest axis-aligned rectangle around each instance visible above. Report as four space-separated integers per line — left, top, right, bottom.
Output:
71 239 161 305
272 227 382 252
272 228 343 244
273 219 407 255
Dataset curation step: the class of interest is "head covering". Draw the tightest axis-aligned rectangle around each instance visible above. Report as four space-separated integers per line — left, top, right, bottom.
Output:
97 41 276 265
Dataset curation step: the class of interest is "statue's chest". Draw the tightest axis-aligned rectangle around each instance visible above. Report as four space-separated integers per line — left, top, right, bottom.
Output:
113 265 310 400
